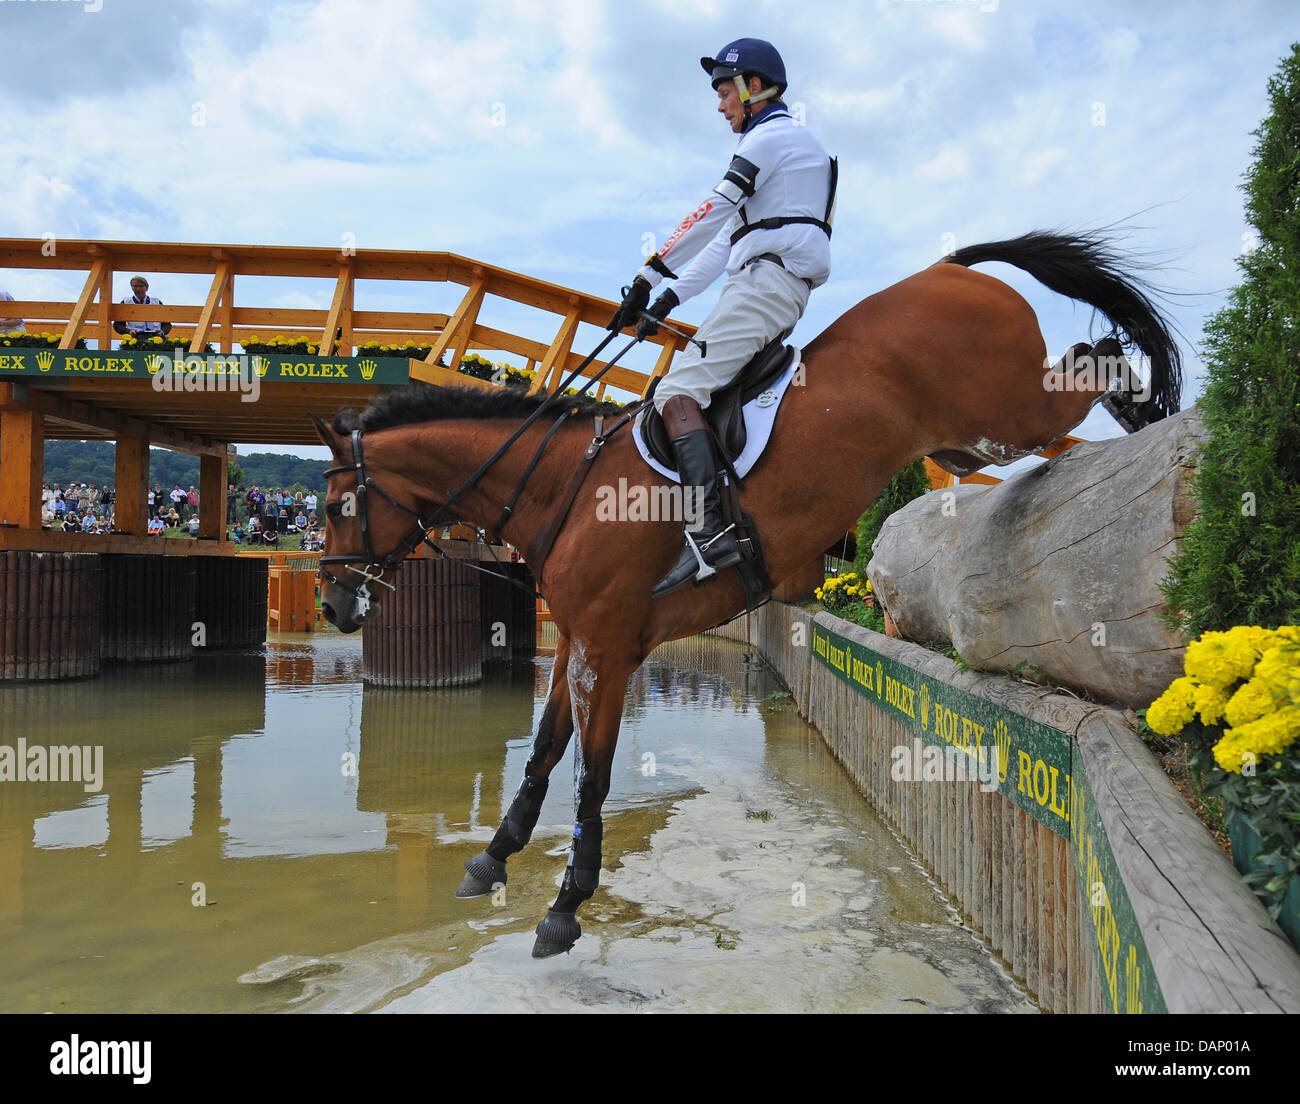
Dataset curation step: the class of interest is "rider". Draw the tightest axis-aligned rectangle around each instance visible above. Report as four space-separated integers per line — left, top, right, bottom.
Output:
608 37 837 598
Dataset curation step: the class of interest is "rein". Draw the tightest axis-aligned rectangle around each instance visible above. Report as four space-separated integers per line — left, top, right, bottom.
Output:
321 332 645 609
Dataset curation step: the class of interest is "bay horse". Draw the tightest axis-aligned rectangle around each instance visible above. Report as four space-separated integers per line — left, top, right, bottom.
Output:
312 232 1181 957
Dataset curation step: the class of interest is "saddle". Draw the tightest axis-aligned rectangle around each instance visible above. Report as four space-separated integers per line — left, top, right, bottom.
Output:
637 336 795 619
639 337 797 470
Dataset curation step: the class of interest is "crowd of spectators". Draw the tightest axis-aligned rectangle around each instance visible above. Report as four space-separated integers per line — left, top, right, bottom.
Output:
41 479 323 548
239 485 321 549
41 482 116 533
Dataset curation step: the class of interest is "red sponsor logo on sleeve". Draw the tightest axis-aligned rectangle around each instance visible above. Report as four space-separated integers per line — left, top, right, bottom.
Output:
659 200 714 257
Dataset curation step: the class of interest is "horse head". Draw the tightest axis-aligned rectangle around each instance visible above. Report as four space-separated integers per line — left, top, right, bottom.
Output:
311 412 435 633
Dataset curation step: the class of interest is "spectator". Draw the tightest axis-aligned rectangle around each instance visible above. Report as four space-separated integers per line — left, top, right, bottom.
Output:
165 507 180 529
147 486 155 515
246 484 265 520
232 522 247 544
169 484 185 518
304 489 317 517
186 485 199 522
114 276 172 339
152 485 165 518
294 509 307 531
62 511 79 534
186 514 200 537
226 483 236 525
148 516 165 536
52 494 67 518
0 285 24 333
100 484 113 512
248 514 263 537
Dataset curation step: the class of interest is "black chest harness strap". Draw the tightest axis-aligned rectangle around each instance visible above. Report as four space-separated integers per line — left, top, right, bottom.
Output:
730 156 838 245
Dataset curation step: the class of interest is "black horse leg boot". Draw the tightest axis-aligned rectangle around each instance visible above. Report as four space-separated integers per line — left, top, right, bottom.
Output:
652 395 742 598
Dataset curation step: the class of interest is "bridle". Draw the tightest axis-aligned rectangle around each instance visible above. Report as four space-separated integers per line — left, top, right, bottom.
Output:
319 429 445 615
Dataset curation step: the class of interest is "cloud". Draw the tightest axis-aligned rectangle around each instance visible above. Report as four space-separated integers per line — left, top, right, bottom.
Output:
1 0 1296 457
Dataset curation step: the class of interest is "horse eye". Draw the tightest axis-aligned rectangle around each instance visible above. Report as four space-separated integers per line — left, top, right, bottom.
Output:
326 502 342 519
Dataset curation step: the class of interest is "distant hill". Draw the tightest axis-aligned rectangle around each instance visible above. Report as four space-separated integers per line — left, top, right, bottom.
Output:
44 441 330 503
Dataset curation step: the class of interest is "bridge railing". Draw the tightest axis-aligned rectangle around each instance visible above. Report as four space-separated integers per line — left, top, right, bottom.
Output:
0 238 687 401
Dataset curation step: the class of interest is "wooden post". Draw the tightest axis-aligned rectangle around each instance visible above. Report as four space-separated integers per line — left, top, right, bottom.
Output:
114 434 149 535
59 258 108 350
96 256 114 350
0 407 43 529
199 451 227 540
191 260 233 354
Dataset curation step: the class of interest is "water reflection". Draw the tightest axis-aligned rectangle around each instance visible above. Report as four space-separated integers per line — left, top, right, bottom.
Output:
0 630 1031 1013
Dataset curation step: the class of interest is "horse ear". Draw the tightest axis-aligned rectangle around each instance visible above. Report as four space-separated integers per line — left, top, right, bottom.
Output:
309 413 341 452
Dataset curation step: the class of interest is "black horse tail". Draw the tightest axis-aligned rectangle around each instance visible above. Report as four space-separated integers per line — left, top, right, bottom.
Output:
945 230 1182 421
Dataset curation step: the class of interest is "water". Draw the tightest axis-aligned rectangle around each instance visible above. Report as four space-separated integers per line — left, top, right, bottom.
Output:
0 631 1033 1013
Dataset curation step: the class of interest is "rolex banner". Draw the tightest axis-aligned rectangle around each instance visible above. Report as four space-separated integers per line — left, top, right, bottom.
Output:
810 616 1165 1013
0 347 410 385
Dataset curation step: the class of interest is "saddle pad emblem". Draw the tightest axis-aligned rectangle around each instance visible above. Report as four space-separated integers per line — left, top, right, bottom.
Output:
755 389 778 408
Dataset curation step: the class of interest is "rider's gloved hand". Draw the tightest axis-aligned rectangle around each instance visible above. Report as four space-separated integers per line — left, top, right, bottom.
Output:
606 275 652 332
636 289 679 340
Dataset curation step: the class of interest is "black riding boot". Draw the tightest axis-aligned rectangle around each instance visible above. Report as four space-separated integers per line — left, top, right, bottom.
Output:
652 405 741 598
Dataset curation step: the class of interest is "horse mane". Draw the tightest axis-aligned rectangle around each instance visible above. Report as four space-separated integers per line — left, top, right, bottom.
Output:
331 382 623 435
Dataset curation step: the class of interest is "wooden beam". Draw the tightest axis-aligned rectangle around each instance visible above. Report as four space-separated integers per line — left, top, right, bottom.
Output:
191 260 233 354
320 261 354 356
218 272 234 354
0 381 225 457
59 258 108 350
531 305 580 396
198 452 228 541
95 257 113 350
421 276 486 367
115 435 150 535
0 407 43 529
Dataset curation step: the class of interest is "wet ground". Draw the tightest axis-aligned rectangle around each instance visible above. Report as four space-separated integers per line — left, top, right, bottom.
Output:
0 631 1033 1013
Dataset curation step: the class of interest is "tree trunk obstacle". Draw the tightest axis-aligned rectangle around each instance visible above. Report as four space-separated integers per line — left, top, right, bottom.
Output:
868 409 1208 707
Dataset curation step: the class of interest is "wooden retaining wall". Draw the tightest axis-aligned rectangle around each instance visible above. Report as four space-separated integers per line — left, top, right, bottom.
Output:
0 552 101 681
706 602 1300 1014
99 556 196 663
194 556 268 648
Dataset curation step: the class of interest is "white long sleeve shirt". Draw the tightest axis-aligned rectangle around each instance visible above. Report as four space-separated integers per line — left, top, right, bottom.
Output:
638 103 835 304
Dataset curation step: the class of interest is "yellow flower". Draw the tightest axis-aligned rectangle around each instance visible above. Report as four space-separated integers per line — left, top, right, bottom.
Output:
815 588 823 601
1146 676 1198 735
1193 682 1229 726
862 580 873 593
1213 707 1300 772
1224 677 1277 728
1255 636 1300 706
1184 630 1259 690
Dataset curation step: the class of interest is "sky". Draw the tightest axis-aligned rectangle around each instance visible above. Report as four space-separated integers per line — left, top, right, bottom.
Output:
1 0 1293 466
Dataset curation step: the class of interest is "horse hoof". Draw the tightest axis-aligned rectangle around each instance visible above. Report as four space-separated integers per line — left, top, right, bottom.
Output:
455 852 506 899
531 909 581 958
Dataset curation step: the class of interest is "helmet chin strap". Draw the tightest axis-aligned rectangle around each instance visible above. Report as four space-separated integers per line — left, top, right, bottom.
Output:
732 75 777 130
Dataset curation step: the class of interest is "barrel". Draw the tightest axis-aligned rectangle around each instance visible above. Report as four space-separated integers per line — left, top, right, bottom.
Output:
99 555 196 663
0 551 101 681
362 558 481 687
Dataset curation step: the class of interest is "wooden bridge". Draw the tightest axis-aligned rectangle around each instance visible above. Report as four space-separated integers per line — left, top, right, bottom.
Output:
0 236 690 552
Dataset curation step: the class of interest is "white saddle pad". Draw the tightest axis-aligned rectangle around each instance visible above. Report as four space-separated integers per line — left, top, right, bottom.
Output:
633 348 803 483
